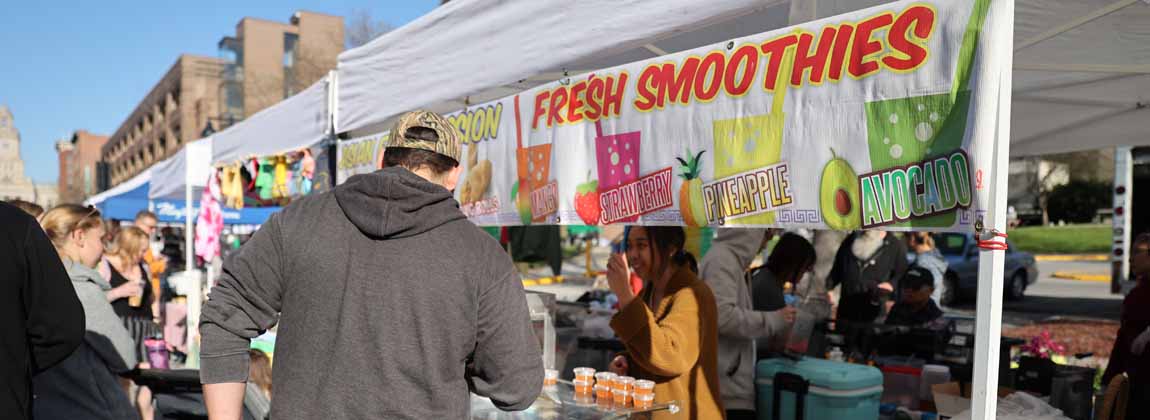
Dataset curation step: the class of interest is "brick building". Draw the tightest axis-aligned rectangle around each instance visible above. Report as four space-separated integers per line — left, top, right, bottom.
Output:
102 11 344 188
55 130 109 203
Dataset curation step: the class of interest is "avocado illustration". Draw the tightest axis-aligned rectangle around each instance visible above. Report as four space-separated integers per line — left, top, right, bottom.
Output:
820 149 861 230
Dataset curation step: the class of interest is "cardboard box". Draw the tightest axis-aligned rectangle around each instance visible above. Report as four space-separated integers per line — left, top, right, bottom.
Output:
931 382 1014 418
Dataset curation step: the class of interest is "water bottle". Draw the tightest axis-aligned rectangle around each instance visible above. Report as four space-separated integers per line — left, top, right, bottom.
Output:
145 334 169 369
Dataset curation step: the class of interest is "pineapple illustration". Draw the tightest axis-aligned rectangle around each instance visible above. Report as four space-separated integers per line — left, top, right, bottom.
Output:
677 149 708 227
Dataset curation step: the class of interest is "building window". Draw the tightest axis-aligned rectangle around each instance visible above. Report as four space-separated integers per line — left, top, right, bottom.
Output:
219 37 244 119
283 33 299 98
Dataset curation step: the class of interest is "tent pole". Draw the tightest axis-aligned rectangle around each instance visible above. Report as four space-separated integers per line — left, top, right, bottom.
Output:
184 167 200 369
972 0 1014 419
1112 147 1132 293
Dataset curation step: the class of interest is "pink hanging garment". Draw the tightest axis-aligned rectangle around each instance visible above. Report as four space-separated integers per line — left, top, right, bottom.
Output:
195 171 225 263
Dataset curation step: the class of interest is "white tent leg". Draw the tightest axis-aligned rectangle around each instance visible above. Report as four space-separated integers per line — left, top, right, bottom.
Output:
1112 147 1133 293
184 171 201 368
972 0 1014 419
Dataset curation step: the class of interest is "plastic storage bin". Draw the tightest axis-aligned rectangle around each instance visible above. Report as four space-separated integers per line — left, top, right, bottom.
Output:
757 358 884 420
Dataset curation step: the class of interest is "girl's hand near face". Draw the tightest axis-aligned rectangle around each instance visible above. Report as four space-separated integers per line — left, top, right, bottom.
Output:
607 253 635 307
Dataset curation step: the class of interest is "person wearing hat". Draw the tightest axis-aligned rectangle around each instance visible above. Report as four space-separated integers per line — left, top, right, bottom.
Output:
200 110 543 419
884 266 944 328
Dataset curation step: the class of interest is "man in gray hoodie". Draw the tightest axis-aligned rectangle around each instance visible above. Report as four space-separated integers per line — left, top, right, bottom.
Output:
200 110 543 419
699 228 796 420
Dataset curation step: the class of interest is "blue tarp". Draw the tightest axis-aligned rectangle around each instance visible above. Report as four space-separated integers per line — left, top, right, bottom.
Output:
95 181 280 225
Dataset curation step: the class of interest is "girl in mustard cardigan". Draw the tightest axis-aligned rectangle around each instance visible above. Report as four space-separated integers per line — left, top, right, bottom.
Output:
607 226 725 419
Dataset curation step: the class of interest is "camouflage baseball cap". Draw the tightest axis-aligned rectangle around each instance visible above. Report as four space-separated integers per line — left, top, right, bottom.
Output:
385 110 462 163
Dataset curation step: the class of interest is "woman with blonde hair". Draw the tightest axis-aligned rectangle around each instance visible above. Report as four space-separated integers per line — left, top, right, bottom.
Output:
101 226 164 420
33 205 137 420
102 227 162 348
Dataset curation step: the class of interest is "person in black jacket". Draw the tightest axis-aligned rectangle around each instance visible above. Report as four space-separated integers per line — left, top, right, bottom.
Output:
828 231 909 323
1 202 85 419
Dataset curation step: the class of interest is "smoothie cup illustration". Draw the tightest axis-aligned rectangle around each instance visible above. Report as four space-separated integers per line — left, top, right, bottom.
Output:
513 95 556 223
712 47 791 226
859 0 988 228
593 120 642 223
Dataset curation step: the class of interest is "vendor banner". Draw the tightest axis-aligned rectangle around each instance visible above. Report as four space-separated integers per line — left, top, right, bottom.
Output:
351 0 1004 232
337 132 390 184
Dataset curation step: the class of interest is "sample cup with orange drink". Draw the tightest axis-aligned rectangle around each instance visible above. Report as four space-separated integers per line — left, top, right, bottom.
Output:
573 367 596 383
612 376 634 392
594 383 612 401
633 392 654 409
573 378 593 396
612 388 631 408
543 369 558 387
595 372 616 387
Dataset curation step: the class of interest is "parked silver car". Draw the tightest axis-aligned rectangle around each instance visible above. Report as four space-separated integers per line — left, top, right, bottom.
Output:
925 233 1039 304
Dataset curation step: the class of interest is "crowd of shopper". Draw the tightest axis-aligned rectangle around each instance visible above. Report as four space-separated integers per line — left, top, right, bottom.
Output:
4 108 1145 420
2 201 191 420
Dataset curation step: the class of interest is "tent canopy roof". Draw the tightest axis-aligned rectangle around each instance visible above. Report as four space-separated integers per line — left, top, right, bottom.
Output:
337 0 1150 157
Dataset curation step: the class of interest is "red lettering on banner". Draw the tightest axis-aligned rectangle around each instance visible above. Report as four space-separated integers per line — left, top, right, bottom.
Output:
791 26 837 86
634 68 659 112
827 24 854 82
598 167 674 225
883 5 935 71
760 34 799 92
586 77 605 120
567 80 587 123
724 45 758 96
602 73 629 118
694 52 725 101
532 90 549 129
548 88 568 127
849 13 894 78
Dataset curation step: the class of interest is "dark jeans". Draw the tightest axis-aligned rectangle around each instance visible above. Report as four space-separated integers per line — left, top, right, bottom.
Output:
726 409 756 420
836 293 881 323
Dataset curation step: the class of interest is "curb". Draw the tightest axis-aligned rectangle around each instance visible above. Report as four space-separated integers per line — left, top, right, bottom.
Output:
523 276 565 287
1050 271 1110 282
1035 254 1109 262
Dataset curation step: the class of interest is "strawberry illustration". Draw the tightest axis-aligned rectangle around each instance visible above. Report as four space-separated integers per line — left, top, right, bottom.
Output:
574 172 601 225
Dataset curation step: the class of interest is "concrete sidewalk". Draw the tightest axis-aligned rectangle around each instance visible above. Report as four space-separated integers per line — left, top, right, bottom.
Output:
1035 254 1108 262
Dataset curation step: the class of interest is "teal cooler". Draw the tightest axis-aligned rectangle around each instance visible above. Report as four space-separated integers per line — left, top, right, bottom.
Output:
756 358 883 420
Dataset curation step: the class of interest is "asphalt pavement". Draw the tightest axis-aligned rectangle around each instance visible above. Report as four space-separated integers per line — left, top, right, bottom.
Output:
948 260 1123 324
524 249 1127 324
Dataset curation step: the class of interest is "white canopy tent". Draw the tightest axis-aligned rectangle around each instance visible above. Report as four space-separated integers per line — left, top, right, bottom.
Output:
210 76 332 165
337 0 1150 155
149 137 213 284
129 0 1142 416
149 137 212 201
330 1 1145 419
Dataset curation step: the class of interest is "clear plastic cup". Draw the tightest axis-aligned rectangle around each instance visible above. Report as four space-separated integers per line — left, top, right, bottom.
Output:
786 308 816 355
633 392 655 409
594 383 612 400
613 376 635 392
597 396 614 410
573 378 593 395
633 379 655 397
543 369 558 387
612 388 631 408
573 367 596 383
595 371 617 387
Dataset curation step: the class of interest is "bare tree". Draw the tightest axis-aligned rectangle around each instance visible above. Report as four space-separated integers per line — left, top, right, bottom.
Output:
346 9 394 49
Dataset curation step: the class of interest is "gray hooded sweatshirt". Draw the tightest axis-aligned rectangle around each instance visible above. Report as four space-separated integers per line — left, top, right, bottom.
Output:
698 228 787 411
64 260 136 369
32 260 137 420
200 167 542 419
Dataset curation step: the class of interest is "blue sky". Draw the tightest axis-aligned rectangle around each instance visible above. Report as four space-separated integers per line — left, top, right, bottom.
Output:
0 0 440 184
